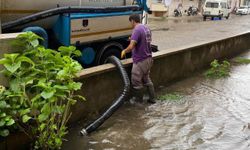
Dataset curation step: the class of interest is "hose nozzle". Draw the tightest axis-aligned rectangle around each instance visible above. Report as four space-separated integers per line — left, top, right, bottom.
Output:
80 129 87 136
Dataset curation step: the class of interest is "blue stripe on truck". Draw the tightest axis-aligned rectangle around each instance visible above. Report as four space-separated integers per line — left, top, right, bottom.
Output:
69 11 142 19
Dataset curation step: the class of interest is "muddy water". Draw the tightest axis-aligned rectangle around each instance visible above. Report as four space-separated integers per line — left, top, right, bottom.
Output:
63 52 250 150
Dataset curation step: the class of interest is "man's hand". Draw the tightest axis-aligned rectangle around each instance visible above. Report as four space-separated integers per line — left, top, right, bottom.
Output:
121 50 126 59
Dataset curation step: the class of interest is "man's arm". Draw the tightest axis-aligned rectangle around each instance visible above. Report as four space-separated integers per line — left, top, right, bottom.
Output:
121 40 136 58
125 40 136 53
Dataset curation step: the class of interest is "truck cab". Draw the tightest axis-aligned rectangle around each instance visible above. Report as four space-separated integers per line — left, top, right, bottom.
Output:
203 0 230 21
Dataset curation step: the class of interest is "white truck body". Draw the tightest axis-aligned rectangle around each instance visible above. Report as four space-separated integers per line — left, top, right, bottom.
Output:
203 0 230 19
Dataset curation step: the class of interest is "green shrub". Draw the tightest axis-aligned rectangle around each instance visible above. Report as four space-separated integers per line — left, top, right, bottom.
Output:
205 59 230 78
0 32 85 149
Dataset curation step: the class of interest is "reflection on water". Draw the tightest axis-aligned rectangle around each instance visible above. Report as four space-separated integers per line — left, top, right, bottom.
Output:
63 52 250 150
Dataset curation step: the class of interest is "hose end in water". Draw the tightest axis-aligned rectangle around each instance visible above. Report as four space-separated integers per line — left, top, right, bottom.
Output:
80 129 87 136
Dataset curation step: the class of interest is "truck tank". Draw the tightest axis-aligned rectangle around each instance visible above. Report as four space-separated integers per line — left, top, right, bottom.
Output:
0 0 134 29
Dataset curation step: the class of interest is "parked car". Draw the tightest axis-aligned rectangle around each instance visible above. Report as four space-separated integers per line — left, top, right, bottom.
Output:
236 6 249 15
203 0 230 21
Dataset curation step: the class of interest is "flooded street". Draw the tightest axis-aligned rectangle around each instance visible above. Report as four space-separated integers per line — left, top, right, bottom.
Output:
149 15 250 51
63 50 250 150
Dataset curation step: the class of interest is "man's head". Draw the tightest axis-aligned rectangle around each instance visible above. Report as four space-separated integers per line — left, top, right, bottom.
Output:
129 14 141 28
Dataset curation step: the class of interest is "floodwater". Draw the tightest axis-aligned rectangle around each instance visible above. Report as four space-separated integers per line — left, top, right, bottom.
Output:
63 51 250 150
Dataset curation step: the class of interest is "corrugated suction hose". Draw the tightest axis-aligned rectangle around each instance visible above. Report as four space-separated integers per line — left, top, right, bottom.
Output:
80 56 130 135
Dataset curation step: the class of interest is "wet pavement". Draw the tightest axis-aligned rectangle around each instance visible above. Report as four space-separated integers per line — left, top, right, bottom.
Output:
63 50 250 150
149 15 250 51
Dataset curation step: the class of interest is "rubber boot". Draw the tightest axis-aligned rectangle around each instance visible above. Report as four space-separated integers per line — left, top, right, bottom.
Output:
132 88 144 103
146 83 156 104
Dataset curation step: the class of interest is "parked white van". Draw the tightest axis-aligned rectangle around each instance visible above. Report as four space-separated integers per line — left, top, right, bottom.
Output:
203 0 230 21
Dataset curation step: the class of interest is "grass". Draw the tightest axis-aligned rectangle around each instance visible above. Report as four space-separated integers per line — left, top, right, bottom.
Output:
232 57 250 64
158 92 184 101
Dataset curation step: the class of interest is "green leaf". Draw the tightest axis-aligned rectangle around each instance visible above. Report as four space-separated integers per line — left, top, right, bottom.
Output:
52 125 57 130
6 119 15 126
9 79 21 93
19 108 31 116
16 56 35 66
74 95 86 101
4 61 21 73
69 82 82 91
0 129 9 137
22 115 31 123
68 99 77 105
41 104 51 114
4 53 19 62
73 50 82 57
0 58 10 65
55 138 62 146
39 123 46 131
0 120 5 127
38 114 49 122
31 94 41 103
4 116 10 122
53 85 69 90
41 90 55 99
53 106 64 114
0 101 7 108
0 113 6 118
30 39 39 48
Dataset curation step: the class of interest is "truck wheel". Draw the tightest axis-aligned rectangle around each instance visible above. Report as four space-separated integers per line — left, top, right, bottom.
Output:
99 48 121 64
219 15 222 20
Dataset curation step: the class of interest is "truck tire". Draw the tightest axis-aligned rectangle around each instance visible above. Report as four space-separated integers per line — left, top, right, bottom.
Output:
99 47 121 64
219 15 222 20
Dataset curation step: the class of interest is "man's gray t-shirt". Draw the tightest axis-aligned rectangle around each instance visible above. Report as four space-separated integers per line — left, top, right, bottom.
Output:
131 24 152 63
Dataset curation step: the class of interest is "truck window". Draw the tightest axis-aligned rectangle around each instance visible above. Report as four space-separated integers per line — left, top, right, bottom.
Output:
205 2 219 8
221 3 226 8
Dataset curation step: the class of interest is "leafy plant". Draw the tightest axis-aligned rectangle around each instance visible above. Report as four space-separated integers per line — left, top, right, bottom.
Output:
0 32 85 149
158 92 183 101
0 85 15 137
205 59 230 78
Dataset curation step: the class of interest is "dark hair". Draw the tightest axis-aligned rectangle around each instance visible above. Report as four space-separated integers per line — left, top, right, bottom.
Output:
129 14 141 23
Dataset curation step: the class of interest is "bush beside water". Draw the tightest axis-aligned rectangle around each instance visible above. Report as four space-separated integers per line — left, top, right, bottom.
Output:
0 32 85 149
205 59 230 78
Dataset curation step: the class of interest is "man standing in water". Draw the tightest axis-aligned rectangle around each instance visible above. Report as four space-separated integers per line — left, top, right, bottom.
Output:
121 14 156 104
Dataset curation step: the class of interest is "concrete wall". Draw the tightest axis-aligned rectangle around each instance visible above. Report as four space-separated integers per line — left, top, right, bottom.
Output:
0 31 250 149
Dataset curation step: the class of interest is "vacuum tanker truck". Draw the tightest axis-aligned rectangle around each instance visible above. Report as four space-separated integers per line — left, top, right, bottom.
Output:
0 0 152 66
